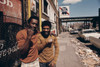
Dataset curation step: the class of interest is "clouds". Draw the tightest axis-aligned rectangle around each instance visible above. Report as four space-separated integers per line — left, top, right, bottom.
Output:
62 0 82 4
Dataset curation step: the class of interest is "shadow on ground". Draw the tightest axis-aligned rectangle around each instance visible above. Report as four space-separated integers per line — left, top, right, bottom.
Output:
77 37 90 43
86 45 100 57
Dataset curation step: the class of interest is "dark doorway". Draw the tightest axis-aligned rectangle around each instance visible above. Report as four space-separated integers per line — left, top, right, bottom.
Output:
0 11 3 40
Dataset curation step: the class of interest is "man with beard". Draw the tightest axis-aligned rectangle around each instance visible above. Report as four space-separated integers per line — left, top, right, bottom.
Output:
16 16 39 67
37 21 59 67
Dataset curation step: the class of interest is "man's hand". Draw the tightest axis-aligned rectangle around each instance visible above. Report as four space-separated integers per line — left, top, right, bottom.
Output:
49 63 55 67
45 38 53 47
27 29 34 39
48 38 53 44
50 32 57 37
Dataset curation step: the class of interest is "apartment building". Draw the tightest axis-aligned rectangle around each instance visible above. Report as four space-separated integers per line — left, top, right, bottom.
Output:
41 0 59 35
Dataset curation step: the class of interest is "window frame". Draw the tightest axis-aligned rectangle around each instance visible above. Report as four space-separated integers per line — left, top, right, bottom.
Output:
42 0 49 16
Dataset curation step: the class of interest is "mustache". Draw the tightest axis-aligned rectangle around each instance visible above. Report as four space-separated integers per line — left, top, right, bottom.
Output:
43 31 50 34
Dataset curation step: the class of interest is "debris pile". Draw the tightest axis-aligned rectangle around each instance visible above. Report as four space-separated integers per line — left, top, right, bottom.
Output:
71 38 100 67
76 47 100 67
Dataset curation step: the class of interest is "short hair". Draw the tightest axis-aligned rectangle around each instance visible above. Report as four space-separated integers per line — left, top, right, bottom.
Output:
42 20 52 29
28 16 39 24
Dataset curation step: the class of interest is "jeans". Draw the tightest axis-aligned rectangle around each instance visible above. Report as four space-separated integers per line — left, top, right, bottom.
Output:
40 62 50 67
40 62 56 67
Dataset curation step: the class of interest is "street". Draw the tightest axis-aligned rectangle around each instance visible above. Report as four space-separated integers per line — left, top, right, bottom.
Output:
56 32 85 67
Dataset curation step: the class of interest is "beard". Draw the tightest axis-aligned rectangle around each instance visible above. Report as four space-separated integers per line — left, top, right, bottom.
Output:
42 31 50 38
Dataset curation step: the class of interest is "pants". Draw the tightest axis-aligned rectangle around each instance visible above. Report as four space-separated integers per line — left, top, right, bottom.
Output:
40 62 50 67
40 62 56 67
21 58 40 67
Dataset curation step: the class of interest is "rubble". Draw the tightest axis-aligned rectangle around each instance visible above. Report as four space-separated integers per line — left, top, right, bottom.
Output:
71 37 100 67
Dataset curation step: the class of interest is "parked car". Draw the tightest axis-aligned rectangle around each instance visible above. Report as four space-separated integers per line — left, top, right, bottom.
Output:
78 29 100 41
67 27 73 32
89 36 100 49
70 29 79 34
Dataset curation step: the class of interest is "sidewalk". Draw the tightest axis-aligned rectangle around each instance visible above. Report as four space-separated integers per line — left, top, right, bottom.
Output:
56 32 85 67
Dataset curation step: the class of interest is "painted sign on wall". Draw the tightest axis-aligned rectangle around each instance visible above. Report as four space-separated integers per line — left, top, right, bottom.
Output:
0 0 22 25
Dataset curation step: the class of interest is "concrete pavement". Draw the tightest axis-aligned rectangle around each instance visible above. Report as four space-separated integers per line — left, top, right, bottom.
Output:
56 32 85 67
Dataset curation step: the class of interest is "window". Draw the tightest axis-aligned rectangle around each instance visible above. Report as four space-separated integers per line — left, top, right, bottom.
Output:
54 13 56 22
30 0 36 13
30 0 37 16
43 0 48 14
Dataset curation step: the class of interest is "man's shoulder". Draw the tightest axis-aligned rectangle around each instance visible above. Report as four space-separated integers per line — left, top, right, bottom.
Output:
16 29 27 37
51 35 57 38
18 29 26 33
50 33 57 37
37 33 42 38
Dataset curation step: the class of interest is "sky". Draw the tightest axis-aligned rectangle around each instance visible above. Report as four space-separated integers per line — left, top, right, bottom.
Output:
58 0 100 17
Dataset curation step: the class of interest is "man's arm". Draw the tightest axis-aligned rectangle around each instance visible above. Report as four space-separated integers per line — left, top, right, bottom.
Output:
49 36 59 66
37 35 53 51
16 29 34 56
18 37 31 55
37 36 48 51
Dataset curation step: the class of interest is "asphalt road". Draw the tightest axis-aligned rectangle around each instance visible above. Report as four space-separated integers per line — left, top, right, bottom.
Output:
56 32 85 67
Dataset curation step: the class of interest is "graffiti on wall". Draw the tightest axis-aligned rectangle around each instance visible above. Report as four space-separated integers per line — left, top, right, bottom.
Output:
0 23 22 67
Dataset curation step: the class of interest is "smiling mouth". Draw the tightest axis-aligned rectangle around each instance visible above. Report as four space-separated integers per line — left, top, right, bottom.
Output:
45 32 49 34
